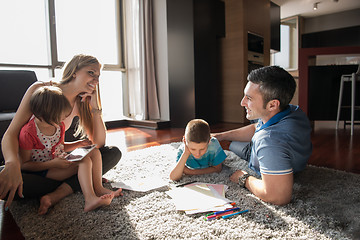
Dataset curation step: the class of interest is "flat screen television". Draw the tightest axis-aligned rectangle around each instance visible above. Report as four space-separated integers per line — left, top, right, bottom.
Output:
248 32 264 54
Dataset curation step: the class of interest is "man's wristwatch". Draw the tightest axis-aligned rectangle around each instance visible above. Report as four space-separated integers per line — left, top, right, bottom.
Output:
238 173 250 188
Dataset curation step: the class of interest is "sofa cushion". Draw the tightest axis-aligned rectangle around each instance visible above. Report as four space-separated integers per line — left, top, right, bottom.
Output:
0 70 38 164
0 70 37 113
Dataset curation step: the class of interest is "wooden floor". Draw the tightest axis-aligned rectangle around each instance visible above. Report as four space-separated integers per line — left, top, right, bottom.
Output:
1 121 360 239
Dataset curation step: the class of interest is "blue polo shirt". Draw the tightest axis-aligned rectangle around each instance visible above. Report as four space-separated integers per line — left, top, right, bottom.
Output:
249 105 312 176
176 137 226 169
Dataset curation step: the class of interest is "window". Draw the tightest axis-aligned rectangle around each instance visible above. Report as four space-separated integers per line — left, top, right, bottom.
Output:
271 16 299 70
0 0 125 122
55 0 119 65
0 0 49 65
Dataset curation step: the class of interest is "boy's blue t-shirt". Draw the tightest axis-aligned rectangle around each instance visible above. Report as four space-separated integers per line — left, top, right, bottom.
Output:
176 137 227 169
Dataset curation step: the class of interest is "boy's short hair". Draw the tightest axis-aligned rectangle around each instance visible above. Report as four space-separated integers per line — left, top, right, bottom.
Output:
185 119 210 143
30 86 72 126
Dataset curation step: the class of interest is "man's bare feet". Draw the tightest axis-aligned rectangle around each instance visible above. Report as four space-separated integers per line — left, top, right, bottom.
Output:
84 193 114 212
38 195 52 215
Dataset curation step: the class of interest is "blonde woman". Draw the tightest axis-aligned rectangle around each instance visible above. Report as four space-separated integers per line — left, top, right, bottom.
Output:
0 54 122 214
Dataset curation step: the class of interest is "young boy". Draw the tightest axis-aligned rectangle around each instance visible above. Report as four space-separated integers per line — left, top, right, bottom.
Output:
169 119 227 181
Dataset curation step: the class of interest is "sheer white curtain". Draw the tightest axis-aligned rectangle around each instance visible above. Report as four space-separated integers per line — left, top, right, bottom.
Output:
124 0 145 120
124 0 160 120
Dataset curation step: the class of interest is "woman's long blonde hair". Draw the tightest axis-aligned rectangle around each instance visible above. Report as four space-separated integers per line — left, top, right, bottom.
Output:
60 54 102 139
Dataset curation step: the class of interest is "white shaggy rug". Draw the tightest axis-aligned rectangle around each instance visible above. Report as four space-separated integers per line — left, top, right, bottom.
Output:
10 143 360 240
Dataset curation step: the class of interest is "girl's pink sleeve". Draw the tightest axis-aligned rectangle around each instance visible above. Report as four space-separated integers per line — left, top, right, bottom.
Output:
19 128 35 150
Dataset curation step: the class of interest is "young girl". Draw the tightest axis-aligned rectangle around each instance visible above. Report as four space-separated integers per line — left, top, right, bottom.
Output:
18 86 120 212
1 54 122 213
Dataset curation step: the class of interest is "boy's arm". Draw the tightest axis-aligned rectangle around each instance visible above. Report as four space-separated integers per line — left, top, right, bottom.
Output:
169 150 190 181
183 163 222 175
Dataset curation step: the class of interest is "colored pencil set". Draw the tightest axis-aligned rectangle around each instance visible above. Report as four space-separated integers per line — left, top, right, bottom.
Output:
204 207 249 221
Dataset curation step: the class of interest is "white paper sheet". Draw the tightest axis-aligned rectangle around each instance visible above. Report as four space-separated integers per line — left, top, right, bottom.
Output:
166 183 232 214
111 177 168 192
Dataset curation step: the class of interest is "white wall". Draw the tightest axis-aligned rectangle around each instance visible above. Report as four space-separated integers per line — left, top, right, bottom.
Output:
153 0 170 121
304 8 360 34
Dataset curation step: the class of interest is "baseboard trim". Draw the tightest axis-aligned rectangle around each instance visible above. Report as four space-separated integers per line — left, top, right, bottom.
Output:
105 119 171 130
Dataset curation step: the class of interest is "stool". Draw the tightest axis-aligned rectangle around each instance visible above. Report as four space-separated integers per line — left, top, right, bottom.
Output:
336 65 360 135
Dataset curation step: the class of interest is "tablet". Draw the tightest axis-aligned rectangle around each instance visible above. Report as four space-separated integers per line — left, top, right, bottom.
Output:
65 144 97 162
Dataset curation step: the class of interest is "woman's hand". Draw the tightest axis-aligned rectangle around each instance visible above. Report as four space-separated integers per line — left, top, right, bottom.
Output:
0 82 44 208
0 161 23 209
79 86 106 146
79 88 100 110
